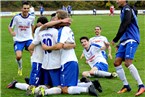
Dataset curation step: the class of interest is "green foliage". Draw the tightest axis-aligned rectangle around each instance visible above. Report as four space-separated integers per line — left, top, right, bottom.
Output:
1 1 145 11
1 15 145 97
105 1 112 8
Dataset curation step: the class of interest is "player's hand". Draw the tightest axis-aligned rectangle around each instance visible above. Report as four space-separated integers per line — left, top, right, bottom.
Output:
108 53 113 59
36 22 42 27
110 41 115 46
11 32 16 36
61 18 72 24
42 44 49 50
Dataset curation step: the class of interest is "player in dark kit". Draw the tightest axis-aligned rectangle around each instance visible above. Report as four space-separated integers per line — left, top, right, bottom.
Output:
111 0 145 96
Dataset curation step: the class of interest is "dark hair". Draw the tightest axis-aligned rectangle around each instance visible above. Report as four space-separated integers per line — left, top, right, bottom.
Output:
95 26 101 30
80 36 89 42
51 13 56 17
22 1 30 6
37 16 48 24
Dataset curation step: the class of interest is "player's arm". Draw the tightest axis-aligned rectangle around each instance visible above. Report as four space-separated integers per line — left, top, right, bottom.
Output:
104 42 112 59
63 42 76 49
42 43 63 50
112 7 132 43
8 26 16 36
80 53 84 59
40 18 71 31
100 46 106 50
107 46 112 59
28 43 35 51
31 25 35 33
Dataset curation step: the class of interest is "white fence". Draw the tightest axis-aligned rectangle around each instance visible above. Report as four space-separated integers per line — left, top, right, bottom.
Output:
1 10 145 16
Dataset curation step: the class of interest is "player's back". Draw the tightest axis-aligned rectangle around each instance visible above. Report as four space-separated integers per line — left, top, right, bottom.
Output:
31 27 43 63
58 26 78 65
39 28 61 70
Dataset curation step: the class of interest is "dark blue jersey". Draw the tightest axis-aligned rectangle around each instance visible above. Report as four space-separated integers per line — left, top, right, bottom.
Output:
113 4 140 44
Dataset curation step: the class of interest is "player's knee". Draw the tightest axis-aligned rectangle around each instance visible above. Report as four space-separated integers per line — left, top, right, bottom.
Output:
124 62 131 67
89 70 94 75
16 56 21 60
16 51 22 60
61 87 68 94
82 72 87 77
114 62 120 67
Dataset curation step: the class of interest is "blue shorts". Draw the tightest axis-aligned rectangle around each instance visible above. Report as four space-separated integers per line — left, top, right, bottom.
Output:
60 61 79 87
49 68 61 87
101 50 108 60
14 39 32 52
29 62 42 86
116 42 138 60
93 62 108 72
41 68 52 86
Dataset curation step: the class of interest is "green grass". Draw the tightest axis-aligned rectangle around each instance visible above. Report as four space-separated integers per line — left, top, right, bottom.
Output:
1 15 145 97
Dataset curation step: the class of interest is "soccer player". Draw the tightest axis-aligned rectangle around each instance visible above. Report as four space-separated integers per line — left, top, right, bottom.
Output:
29 4 35 17
39 4 44 16
7 16 49 95
27 16 49 95
80 26 112 60
80 36 117 78
41 10 98 96
111 0 145 96
67 5 72 16
8 2 35 76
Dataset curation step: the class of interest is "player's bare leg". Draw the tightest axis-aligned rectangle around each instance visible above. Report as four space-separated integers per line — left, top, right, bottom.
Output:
16 50 22 76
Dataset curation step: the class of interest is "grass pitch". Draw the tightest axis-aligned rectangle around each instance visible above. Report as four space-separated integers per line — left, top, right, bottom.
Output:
1 15 145 97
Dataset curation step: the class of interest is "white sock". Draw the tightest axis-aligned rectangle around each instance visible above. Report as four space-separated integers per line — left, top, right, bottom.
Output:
115 65 128 85
94 70 111 77
128 64 143 85
45 87 61 95
15 83 29 90
16 59 22 69
68 86 88 94
77 82 92 88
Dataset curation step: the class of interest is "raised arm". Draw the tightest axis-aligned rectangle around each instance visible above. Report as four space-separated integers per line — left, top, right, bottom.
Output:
40 18 71 31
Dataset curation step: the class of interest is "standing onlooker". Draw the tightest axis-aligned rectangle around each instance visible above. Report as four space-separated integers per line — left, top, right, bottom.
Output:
40 4 44 16
109 5 115 16
93 9 96 15
111 0 145 96
8 2 35 76
62 5 67 11
67 5 72 16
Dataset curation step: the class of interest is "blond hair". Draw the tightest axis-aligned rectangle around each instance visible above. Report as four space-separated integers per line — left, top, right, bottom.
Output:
56 9 69 19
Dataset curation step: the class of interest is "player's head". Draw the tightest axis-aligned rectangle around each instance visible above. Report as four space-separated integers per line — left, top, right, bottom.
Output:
56 9 69 20
21 2 30 16
37 16 48 25
116 0 127 8
95 26 101 36
50 13 56 21
80 36 90 49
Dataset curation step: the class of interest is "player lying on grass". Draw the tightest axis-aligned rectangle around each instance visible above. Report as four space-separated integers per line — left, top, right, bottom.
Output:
80 36 118 78
7 77 102 97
